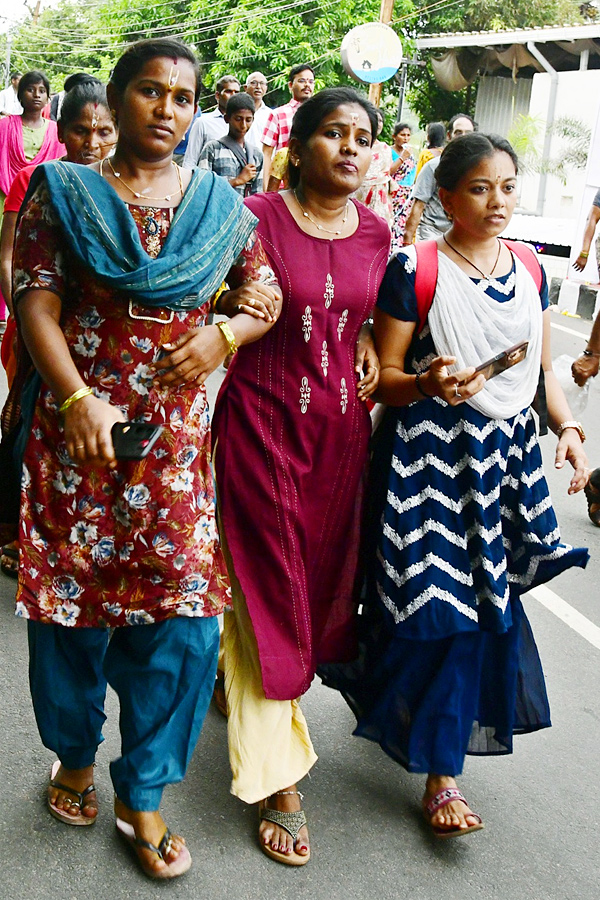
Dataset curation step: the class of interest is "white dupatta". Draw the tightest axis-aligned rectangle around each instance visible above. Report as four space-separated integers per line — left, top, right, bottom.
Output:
426 250 543 420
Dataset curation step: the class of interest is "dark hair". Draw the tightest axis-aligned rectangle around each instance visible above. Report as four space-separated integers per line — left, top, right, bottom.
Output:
110 38 201 102
394 122 411 136
287 87 378 189
435 132 518 191
447 112 477 134
59 81 111 129
216 74 240 93
426 121 445 148
226 92 255 116
10 72 21 80
289 63 314 82
63 72 100 93
17 70 51 105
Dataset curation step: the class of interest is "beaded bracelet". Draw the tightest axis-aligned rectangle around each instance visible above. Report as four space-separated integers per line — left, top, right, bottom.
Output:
216 320 238 356
415 372 432 398
59 386 94 415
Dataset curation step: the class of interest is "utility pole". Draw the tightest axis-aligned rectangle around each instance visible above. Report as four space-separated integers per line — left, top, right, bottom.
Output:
368 0 395 108
24 1 43 26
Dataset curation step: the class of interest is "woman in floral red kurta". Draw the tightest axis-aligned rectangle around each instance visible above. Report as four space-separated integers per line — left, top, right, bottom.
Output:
11 38 281 881
15 189 233 626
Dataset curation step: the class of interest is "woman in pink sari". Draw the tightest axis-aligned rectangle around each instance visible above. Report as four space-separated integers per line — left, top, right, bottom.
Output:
0 70 64 326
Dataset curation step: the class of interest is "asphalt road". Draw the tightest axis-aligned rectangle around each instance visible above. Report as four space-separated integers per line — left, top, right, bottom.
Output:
0 310 598 900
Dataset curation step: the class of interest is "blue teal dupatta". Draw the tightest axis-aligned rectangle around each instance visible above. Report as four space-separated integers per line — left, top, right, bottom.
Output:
26 161 258 309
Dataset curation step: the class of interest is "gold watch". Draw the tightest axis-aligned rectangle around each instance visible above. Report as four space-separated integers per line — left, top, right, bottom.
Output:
556 421 586 442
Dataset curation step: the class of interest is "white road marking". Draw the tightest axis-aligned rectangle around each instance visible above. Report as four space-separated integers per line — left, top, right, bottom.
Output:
529 584 600 650
550 321 588 340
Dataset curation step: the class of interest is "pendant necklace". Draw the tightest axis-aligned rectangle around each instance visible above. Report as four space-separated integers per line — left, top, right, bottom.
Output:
102 158 183 202
443 235 502 282
294 190 349 236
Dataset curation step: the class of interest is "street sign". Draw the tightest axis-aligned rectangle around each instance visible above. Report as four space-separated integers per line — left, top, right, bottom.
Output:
341 23 403 85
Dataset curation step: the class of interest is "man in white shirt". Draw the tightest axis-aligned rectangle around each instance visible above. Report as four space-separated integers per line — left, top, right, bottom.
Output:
0 73 23 117
244 72 271 150
182 74 240 168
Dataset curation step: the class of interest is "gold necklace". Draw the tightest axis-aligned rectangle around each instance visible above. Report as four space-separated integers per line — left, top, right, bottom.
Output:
443 235 502 281
103 158 183 203
293 190 349 236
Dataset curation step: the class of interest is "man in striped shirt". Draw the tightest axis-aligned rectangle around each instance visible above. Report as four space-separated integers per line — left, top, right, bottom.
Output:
260 64 314 187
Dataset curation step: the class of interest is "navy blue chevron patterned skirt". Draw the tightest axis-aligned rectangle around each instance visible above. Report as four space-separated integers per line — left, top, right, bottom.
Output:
320 398 588 774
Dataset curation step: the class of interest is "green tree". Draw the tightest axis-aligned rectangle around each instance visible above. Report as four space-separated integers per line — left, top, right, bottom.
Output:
194 0 414 109
5 0 109 90
2 0 416 113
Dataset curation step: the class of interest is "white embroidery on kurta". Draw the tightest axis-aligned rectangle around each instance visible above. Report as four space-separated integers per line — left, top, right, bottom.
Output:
321 341 328 377
337 309 348 340
324 273 334 309
302 305 312 342
300 376 311 413
340 377 348 414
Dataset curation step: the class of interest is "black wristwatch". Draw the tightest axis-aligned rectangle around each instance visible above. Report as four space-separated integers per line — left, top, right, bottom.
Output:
582 348 600 357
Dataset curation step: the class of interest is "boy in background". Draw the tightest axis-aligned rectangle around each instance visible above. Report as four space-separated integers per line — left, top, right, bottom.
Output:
199 93 263 196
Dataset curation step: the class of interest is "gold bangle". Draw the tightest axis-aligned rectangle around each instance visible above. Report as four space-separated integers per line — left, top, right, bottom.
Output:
216 320 238 356
212 282 228 313
59 386 94 415
580 250 589 258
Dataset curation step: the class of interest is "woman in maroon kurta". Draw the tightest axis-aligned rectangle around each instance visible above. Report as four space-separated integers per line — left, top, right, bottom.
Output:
212 88 390 865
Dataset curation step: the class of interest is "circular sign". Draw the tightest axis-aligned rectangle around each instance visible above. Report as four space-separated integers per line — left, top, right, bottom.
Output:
341 23 402 85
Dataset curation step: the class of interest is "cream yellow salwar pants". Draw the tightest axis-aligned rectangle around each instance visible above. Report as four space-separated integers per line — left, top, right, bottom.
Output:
220 531 318 805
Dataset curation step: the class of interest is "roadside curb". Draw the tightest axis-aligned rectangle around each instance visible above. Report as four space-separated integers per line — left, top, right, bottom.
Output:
550 277 599 320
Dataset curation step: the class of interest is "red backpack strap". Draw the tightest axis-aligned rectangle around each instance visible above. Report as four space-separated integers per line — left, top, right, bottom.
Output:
502 239 543 292
413 240 439 332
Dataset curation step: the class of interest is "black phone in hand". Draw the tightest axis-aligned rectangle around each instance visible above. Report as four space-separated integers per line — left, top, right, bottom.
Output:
111 422 163 460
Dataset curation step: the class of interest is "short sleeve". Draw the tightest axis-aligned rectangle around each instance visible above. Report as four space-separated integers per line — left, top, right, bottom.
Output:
270 148 288 180
12 183 65 304
540 264 549 310
261 110 279 148
198 141 216 170
376 250 419 322
226 230 279 289
411 160 436 203
593 188 600 209
5 165 35 213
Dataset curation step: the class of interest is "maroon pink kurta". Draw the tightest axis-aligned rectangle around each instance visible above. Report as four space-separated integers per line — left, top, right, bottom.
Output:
213 193 390 700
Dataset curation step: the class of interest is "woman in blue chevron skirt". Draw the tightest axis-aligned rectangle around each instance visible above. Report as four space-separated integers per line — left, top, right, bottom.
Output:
320 133 589 838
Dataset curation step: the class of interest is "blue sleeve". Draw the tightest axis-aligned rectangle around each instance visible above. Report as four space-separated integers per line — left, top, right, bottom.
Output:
593 188 600 209
376 252 419 321
540 264 549 310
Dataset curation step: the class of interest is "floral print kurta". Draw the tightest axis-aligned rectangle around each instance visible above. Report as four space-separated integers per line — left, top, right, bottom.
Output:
12 184 273 628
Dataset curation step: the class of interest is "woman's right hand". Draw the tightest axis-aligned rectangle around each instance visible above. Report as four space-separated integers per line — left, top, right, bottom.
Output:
421 355 486 405
63 395 126 468
572 253 589 272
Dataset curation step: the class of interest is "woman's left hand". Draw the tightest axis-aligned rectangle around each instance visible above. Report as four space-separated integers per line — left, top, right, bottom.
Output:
355 326 380 400
555 430 589 494
152 325 228 387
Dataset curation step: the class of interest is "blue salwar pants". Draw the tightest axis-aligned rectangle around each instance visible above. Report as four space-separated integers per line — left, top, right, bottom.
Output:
28 616 219 810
